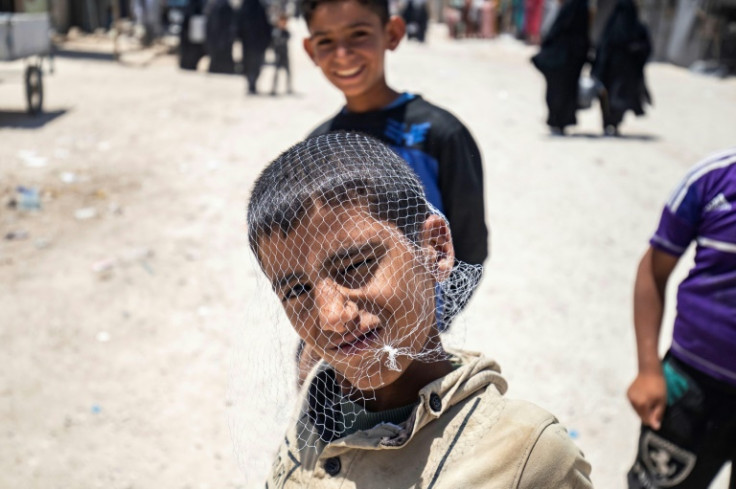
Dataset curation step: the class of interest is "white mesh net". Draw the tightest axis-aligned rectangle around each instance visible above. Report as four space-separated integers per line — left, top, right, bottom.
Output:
233 132 482 480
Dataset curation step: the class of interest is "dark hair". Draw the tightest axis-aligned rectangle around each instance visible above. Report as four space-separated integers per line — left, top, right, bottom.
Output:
300 0 390 25
247 132 429 259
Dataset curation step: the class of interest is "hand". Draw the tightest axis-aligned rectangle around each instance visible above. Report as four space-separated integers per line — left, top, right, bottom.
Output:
627 372 667 430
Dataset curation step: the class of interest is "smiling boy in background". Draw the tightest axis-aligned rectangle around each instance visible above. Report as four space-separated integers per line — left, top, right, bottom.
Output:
301 0 488 269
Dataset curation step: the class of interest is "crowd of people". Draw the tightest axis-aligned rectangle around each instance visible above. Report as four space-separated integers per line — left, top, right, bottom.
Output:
440 0 568 41
173 0 654 135
178 0 291 95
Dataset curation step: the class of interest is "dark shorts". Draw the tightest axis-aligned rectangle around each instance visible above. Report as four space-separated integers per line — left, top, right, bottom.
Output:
628 354 736 488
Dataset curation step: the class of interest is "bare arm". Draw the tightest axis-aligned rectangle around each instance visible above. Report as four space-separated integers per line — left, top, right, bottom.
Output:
627 246 679 429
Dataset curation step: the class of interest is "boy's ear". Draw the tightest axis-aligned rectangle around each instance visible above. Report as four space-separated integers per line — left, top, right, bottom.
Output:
303 37 317 64
385 15 406 51
420 214 455 282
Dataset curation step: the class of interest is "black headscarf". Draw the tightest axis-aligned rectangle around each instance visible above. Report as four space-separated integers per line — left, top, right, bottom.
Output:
532 0 590 73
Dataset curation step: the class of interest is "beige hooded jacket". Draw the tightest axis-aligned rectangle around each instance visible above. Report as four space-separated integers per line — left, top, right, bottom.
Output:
267 350 593 488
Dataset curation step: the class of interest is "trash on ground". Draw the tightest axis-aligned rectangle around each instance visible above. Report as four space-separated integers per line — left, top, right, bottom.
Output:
108 202 123 215
122 247 154 264
4 230 29 241
123 248 155 276
34 238 51 249
140 261 154 275
60 172 78 183
74 207 98 220
18 150 48 168
16 186 42 211
91 258 116 279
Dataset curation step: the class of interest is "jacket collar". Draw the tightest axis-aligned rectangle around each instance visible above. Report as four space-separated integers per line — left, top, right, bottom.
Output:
305 350 506 453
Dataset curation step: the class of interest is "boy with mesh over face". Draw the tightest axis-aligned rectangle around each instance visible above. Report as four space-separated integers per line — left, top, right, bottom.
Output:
247 132 593 489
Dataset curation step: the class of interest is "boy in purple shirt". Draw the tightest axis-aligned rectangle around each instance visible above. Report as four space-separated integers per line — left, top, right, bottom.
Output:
627 148 736 488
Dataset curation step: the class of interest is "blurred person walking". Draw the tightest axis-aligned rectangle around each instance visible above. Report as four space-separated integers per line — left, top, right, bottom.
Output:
591 0 652 136
479 0 496 38
512 0 525 36
179 0 206 70
238 0 271 94
443 0 463 38
205 0 236 74
627 148 736 488
524 0 544 43
531 0 590 135
133 0 162 45
401 0 429 42
270 13 292 95
498 0 525 38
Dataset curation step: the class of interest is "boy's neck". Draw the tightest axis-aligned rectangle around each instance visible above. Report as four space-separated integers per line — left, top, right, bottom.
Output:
345 83 401 113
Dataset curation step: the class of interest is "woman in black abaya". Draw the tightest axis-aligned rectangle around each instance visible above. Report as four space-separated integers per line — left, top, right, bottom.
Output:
237 0 272 94
205 0 236 74
531 0 590 135
179 0 206 70
592 0 652 135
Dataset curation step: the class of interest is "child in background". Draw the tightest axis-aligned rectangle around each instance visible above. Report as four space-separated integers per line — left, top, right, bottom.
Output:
270 13 293 96
627 148 736 488
300 0 488 269
247 132 593 489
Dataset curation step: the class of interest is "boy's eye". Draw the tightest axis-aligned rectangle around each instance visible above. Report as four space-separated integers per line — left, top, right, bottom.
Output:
346 258 373 272
350 30 369 40
282 283 312 302
315 38 333 47
336 257 376 288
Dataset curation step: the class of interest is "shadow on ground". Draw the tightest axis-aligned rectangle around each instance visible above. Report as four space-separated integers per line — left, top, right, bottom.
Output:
55 49 116 62
0 109 68 128
554 132 660 141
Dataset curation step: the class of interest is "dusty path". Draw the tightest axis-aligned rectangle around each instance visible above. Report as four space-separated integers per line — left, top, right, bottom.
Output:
1 22 735 488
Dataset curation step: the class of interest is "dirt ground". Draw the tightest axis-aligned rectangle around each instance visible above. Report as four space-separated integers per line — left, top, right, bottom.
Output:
1 21 735 488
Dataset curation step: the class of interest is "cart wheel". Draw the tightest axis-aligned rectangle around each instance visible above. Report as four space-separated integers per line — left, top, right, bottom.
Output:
25 65 43 115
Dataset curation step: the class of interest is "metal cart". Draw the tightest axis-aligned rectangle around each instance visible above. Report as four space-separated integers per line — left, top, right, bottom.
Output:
0 11 52 114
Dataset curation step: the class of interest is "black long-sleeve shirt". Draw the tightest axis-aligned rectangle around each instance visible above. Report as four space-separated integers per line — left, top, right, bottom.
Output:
309 94 488 266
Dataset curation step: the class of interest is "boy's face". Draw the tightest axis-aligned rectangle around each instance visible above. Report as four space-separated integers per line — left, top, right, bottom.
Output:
258 202 453 391
303 0 404 106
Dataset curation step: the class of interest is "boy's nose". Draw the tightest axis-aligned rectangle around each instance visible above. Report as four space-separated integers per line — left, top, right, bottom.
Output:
315 279 358 333
335 40 351 58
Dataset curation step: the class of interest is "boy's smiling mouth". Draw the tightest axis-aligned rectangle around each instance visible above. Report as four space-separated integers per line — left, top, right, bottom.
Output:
334 328 382 354
334 66 365 79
